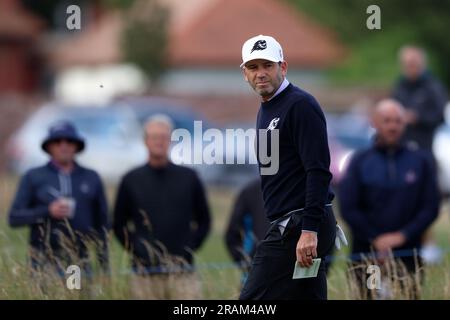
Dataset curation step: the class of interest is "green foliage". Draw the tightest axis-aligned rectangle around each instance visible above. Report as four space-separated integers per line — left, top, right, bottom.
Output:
329 25 420 86
101 0 136 10
286 0 450 87
121 0 170 84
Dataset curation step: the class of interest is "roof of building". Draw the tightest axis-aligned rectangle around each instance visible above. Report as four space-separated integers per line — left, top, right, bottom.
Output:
49 0 345 69
168 0 345 67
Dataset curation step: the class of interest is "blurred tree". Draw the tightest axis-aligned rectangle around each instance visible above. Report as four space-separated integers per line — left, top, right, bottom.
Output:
287 0 450 87
22 0 169 85
102 0 135 9
121 0 169 85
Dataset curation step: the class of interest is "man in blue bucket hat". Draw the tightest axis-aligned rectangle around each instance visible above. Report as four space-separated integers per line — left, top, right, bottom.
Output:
8 120 110 282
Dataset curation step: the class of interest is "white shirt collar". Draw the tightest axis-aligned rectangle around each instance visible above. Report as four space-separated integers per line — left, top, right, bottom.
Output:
267 78 290 101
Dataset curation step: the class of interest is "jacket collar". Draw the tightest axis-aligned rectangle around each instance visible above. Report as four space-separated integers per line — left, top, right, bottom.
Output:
47 160 81 174
400 70 430 86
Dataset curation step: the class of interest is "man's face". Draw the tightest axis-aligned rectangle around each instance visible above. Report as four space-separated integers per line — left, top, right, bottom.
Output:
47 139 78 164
145 123 171 160
373 105 406 146
243 59 287 100
400 48 425 81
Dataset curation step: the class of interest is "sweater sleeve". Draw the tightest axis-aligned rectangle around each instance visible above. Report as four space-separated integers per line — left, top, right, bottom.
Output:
400 154 440 240
338 153 379 241
287 97 333 232
188 173 211 251
92 173 110 272
113 176 134 251
8 172 49 227
417 80 447 128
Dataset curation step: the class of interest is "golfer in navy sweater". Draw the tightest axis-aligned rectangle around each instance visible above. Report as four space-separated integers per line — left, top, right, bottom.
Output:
239 35 336 300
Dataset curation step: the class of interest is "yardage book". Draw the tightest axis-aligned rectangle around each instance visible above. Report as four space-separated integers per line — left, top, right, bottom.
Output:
292 258 321 279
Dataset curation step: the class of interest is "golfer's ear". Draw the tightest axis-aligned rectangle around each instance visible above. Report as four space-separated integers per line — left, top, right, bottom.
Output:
281 61 288 76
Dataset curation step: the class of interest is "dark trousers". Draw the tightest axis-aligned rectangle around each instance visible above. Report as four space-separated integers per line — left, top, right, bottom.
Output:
239 208 336 300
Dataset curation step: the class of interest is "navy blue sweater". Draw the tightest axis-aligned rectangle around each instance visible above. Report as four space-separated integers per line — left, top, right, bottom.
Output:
339 144 440 249
256 83 334 232
8 162 109 270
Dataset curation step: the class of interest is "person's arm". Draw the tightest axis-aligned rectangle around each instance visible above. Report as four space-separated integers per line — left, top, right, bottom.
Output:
288 97 333 267
338 153 379 241
225 189 248 264
113 177 133 251
400 154 440 240
93 174 110 272
288 97 333 233
416 81 447 128
391 80 405 104
8 172 49 227
188 174 211 251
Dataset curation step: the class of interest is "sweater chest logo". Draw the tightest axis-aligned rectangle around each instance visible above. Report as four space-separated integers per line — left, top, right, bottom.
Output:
405 170 417 184
80 183 90 194
267 117 280 131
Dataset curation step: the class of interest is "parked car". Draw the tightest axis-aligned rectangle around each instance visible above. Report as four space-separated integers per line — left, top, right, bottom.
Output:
114 97 228 185
325 112 374 186
432 102 450 197
6 104 147 184
217 121 260 188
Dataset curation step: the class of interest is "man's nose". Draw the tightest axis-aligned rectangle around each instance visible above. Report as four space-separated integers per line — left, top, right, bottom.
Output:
256 69 266 78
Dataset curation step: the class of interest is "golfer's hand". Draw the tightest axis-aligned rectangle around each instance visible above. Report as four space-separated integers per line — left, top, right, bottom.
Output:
296 231 318 267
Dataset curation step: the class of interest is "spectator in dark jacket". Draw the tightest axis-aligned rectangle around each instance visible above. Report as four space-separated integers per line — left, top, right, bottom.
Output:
392 45 448 151
8 121 110 277
392 46 447 266
339 99 440 299
225 178 270 269
113 114 211 299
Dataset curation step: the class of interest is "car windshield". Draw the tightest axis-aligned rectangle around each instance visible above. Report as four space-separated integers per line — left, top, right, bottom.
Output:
116 100 213 133
70 114 129 139
25 107 138 143
326 112 373 150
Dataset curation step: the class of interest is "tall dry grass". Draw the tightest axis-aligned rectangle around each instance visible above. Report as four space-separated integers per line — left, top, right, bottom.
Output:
1 173 449 299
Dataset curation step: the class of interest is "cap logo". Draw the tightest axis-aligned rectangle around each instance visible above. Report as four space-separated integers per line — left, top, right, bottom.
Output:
251 40 267 53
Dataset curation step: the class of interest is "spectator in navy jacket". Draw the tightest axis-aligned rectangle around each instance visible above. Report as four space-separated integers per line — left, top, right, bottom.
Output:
8 121 110 277
339 99 440 299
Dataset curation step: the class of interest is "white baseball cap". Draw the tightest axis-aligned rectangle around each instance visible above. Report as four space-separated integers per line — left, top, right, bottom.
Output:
240 35 284 68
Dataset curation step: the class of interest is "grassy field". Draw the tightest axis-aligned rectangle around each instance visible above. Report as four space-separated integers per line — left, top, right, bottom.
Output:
1 173 449 299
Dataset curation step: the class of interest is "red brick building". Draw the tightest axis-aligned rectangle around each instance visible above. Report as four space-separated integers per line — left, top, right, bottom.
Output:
0 0 45 94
